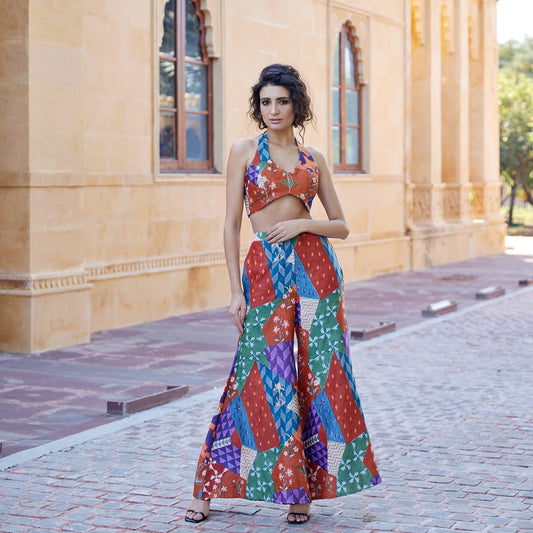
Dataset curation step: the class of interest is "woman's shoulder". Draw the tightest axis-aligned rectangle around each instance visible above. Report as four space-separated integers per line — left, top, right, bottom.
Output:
229 136 262 170
304 145 326 165
231 135 261 155
227 136 261 174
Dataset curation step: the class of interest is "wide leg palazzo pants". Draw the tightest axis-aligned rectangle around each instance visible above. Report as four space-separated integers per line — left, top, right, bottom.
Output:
193 232 381 504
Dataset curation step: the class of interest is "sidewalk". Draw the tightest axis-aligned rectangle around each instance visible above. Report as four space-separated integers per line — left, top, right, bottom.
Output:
1 269 532 532
0 238 532 533
1 237 532 457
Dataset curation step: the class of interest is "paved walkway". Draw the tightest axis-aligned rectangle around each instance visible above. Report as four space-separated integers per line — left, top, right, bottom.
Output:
1 237 532 457
0 237 532 532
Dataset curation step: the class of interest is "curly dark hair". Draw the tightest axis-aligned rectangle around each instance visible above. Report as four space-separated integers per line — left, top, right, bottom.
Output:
249 64 314 132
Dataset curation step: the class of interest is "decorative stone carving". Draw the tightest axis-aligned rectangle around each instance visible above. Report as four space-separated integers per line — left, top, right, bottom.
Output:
434 186 444 221
486 184 502 215
199 0 220 58
331 10 369 85
441 0 455 54
468 0 480 60
0 272 90 295
0 250 228 296
156 0 220 58
443 185 460 220
86 251 226 282
345 18 367 85
411 0 425 47
469 183 502 219
405 181 415 229
413 185 445 223
413 186 432 221
461 184 472 221
470 184 484 216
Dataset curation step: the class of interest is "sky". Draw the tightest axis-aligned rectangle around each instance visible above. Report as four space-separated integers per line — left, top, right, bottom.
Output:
497 0 533 43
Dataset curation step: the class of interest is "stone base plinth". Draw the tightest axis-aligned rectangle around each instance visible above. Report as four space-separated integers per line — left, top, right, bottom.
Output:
88 261 229 334
0 287 91 353
336 235 411 282
0 221 506 354
410 220 506 270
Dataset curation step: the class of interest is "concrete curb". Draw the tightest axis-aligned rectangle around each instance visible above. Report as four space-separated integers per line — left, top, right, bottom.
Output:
0 386 223 471
350 283 533 352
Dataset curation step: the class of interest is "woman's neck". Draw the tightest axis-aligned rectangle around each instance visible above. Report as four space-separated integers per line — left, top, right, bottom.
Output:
265 128 296 147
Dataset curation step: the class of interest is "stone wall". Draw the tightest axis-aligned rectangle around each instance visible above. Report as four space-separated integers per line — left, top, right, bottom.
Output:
0 0 505 353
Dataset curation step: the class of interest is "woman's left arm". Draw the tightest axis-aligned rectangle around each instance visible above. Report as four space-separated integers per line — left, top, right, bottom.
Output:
266 147 350 242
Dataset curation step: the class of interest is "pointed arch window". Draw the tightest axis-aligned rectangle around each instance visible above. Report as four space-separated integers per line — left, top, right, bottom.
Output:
332 24 362 172
159 0 213 171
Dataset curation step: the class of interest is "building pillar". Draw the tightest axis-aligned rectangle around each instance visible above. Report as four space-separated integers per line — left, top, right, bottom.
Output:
441 0 471 223
0 1 91 353
469 0 501 221
410 0 444 227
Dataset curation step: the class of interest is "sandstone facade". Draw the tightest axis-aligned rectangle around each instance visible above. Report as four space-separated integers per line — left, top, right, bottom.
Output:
0 0 504 353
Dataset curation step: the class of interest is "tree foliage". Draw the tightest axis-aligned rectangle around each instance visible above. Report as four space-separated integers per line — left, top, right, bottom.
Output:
499 37 533 225
499 36 533 79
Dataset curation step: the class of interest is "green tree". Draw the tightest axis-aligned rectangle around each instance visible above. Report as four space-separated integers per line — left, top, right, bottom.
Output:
499 37 533 226
499 36 533 79
499 71 533 225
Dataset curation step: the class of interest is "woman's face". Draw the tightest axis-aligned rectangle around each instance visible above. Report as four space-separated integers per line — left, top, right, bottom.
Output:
259 85 295 130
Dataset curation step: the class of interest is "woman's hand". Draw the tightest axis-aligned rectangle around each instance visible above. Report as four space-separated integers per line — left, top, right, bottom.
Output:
266 219 308 244
229 291 247 335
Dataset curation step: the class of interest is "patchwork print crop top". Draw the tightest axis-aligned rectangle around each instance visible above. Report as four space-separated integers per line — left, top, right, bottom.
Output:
244 132 319 217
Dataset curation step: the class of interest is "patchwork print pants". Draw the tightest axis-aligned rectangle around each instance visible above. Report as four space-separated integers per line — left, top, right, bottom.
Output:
193 232 381 504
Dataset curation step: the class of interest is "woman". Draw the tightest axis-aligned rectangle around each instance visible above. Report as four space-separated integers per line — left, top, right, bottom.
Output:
185 64 381 525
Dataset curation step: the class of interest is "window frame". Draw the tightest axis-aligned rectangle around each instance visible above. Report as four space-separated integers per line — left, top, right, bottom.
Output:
333 23 363 173
159 0 213 172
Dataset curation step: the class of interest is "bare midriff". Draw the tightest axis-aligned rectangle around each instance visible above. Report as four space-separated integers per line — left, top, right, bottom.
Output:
249 195 312 233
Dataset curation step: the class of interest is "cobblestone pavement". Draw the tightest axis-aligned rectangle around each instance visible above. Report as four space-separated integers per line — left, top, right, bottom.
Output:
1 285 532 532
1 236 532 457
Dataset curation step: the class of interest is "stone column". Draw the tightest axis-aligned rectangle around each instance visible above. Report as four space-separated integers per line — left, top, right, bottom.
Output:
441 0 471 223
0 1 91 353
0 0 31 352
469 0 501 221
410 0 444 227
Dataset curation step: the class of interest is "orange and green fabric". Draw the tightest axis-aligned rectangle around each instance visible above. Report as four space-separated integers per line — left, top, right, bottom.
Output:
244 131 319 216
192 232 381 504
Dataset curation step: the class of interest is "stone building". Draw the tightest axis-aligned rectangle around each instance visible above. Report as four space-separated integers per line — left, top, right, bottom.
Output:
0 0 504 353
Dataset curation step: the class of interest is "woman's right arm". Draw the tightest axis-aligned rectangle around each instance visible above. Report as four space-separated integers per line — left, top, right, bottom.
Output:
224 139 251 335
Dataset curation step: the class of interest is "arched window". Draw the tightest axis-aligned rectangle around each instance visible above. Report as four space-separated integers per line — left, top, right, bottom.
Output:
159 0 213 171
332 24 362 172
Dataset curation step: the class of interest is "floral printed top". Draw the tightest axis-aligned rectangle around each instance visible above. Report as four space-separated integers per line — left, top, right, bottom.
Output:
244 132 319 216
